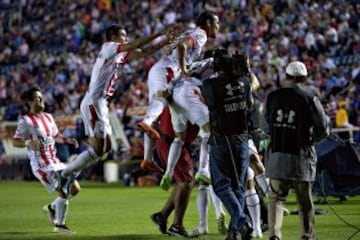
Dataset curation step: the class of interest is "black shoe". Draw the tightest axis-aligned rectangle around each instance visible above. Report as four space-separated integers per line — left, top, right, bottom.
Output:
261 223 269 233
269 236 280 240
150 212 167 234
167 224 189 237
241 222 253 240
225 231 241 240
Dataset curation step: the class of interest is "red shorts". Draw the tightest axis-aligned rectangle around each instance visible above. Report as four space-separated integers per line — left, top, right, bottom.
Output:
156 138 194 183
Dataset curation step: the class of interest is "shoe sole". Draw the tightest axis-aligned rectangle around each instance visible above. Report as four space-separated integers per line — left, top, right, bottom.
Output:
136 122 160 140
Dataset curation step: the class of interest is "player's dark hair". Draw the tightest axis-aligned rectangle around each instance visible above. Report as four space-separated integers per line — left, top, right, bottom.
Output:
196 11 217 27
20 85 42 104
105 24 122 41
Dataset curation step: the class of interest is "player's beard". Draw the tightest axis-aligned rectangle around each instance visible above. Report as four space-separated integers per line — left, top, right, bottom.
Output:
34 103 45 113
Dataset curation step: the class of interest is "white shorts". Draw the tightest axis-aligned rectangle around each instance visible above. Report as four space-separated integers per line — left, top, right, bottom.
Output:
80 93 111 138
170 81 209 133
247 167 255 180
248 139 258 155
147 58 181 101
32 163 66 193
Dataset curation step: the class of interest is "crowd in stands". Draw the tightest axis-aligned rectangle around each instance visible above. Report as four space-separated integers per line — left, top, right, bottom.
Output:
0 0 360 163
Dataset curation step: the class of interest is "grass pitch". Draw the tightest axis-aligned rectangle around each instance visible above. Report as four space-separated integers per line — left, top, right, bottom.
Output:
0 181 359 240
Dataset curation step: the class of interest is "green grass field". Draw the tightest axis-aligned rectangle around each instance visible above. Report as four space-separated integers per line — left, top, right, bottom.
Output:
0 181 359 240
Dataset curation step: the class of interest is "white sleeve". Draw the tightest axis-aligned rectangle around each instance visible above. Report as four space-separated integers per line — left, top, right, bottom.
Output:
47 114 59 137
13 118 29 140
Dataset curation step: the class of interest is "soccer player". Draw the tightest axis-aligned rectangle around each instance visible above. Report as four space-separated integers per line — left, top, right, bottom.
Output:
12 86 80 233
136 11 220 174
59 24 177 182
150 107 198 237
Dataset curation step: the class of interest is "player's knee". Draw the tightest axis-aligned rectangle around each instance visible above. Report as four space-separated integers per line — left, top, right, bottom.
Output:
70 181 81 197
173 137 185 147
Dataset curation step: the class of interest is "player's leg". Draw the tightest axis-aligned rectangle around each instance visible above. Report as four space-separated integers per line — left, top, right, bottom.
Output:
167 148 194 237
245 167 262 238
136 63 171 140
140 134 164 173
190 184 210 237
177 85 211 184
195 125 211 184
249 139 269 196
160 104 187 190
209 185 228 235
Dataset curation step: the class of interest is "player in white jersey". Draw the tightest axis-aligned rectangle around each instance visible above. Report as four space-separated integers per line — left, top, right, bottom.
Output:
12 86 80 233
59 24 177 180
136 11 220 174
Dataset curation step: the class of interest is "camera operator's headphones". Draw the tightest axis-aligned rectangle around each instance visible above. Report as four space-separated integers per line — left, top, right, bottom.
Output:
213 48 233 73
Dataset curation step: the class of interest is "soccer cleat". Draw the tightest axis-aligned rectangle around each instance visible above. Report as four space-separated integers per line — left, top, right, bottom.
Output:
195 172 211 185
269 236 280 240
150 212 167 234
42 204 55 225
160 174 171 191
241 222 253 240
251 228 263 238
261 223 269 233
53 224 75 233
216 212 228 235
225 231 241 240
140 160 164 173
167 224 189 237
136 122 160 140
189 225 208 237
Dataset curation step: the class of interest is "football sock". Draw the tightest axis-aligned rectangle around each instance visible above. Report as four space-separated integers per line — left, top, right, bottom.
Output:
197 185 210 229
52 197 69 225
246 189 261 231
164 137 184 176
62 147 98 177
143 134 154 162
210 185 225 218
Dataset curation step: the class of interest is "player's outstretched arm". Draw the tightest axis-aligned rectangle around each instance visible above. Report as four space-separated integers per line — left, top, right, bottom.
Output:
121 24 179 52
127 30 177 60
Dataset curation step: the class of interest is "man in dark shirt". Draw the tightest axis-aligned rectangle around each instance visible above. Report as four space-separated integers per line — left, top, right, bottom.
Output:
202 49 254 240
264 61 330 240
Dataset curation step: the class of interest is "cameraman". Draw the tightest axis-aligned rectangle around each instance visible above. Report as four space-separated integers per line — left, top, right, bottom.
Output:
202 49 254 240
264 61 330 240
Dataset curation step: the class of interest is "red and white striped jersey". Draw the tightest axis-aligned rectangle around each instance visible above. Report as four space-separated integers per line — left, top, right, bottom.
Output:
88 42 129 99
167 27 207 65
13 112 61 171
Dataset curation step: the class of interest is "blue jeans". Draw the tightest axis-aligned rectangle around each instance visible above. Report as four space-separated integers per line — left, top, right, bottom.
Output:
209 135 250 233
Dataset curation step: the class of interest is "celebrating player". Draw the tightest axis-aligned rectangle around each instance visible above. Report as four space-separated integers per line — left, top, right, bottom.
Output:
12 86 80 233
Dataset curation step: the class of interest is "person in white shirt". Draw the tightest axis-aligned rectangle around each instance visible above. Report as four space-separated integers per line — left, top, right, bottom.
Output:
136 11 220 174
12 86 80 233
59 24 177 181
